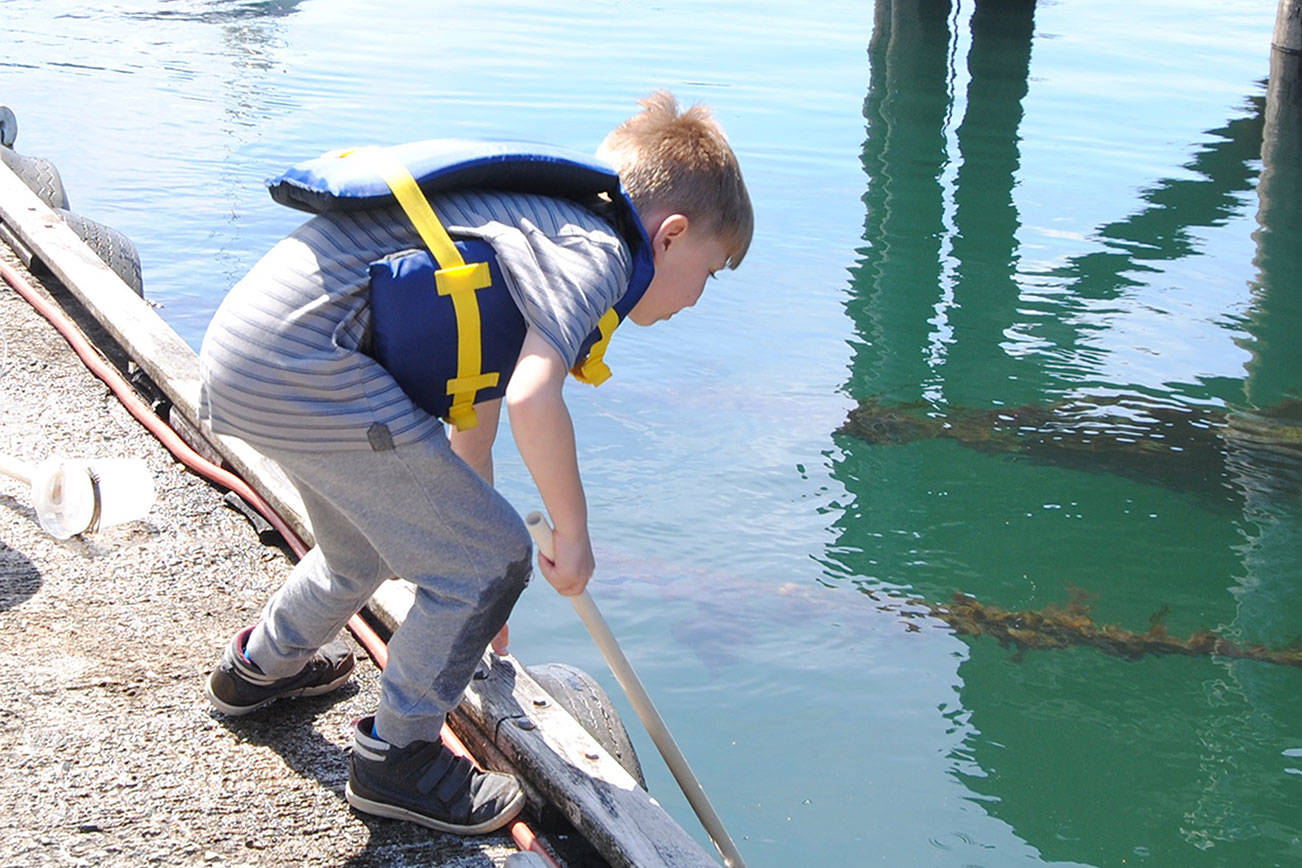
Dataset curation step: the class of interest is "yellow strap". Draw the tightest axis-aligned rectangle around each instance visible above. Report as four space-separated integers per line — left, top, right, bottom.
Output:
437 264 498 429
361 148 495 430
571 308 620 386
365 148 467 270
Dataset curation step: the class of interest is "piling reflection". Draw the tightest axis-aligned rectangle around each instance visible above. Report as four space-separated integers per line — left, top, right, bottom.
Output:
838 395 1302 505
830 0 1301 863
126 0 304 23
848 0 955 403
944 0 1035 403
899 589 1302 669
1223 26 1302 751
1041 103 1265 304
1248 45 1301 408
839 2 1300 523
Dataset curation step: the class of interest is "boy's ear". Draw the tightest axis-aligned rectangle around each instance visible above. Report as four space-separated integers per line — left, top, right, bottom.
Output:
651 213 690 252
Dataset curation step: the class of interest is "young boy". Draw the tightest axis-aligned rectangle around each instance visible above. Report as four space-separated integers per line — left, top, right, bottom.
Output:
199 92 752 835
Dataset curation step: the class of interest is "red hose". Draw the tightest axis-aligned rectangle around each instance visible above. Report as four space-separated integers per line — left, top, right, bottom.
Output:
1 258 561 868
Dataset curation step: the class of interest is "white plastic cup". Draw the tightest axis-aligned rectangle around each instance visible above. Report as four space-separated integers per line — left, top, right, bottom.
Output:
85 458 155 530
31 458 96 539
30 457 154 539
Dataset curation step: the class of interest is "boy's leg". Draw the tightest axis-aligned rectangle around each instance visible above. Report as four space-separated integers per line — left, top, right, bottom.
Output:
243 483 389 679
262 433 531 833
263 432 532 746
205 478 385 716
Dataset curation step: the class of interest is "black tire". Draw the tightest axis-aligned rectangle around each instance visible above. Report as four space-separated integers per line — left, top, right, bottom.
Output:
55 208 144 296
0 147 70 210
0 106 16 148
529 662 645 789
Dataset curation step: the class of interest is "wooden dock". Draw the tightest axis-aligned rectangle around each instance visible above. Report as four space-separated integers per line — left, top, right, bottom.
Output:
0 154 718 867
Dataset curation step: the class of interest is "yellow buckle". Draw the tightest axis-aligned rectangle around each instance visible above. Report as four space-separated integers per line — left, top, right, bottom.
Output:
572 357 612 386
571 309 619 385
436 262 492 296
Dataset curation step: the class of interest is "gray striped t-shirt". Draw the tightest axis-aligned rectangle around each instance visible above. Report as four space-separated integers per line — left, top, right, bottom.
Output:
198 189 634 451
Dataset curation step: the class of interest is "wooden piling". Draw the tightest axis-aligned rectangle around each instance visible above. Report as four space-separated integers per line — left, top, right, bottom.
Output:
1262 0 1300 220
1249 0 1302 403
1274 0 1301 54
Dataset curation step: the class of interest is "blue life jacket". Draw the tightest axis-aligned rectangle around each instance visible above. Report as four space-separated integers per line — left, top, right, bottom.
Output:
266 139 654 431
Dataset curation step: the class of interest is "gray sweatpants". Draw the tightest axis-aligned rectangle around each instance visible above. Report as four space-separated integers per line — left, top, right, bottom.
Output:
243 430 532 748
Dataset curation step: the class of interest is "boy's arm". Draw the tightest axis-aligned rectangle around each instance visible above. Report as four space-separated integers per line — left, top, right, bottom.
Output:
449 398 500 483
506 328 594 596
450 399 512 653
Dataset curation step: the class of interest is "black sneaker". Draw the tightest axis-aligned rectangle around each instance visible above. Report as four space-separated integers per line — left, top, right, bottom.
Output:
346 716 525 835
205 625 355 716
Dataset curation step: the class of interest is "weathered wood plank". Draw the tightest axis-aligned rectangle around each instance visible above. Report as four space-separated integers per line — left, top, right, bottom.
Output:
0 162 311 542
2 158 718 867
461 652 719 868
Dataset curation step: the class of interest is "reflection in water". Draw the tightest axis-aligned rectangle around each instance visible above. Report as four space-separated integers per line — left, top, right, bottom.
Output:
833 0 1301 864
847 0 955 404
1247 46 1302 407
126 0 303 23
903 588 1302 669
944 0 1035 405
1224 33 1302 803
843 0 1296 503
214 10 295 136
838 395 1302 506
1040 103 1265 303
1028 99 1269 403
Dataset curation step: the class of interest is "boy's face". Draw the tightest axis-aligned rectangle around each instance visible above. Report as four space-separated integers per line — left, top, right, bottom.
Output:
629 214 730 326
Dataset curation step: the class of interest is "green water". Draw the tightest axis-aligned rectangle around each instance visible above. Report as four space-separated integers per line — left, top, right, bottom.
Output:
2 1 1298 864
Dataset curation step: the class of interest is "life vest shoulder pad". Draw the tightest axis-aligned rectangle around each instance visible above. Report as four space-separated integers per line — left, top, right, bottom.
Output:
267 139 626 215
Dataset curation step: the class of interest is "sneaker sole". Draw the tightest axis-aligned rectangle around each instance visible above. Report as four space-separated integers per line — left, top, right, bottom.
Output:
204 668 353 717
345 782 525 836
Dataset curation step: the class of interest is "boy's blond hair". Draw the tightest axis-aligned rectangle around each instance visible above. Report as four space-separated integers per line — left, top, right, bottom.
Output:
599 91 753 269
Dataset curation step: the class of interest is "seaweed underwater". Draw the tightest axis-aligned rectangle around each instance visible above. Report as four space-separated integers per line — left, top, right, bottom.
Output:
836 396 1302 504
892 588 1302 669
832 396 1302 668
840 583 1302 669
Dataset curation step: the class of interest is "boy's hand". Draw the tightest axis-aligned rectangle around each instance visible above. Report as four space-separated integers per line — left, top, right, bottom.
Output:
536 524 594 596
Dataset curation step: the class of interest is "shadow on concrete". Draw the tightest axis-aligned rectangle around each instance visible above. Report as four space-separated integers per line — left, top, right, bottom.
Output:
211 689 506 867
0 494 43 610
209 686 361 797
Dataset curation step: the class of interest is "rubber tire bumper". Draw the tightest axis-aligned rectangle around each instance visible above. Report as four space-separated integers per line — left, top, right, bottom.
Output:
0 146 70 210
0 106 16 149
528 662 645 788
54 208 144 296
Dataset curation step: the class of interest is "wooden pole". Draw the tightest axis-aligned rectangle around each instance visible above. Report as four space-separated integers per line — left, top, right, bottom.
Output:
1264 0 1300 209
525 512 745 868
